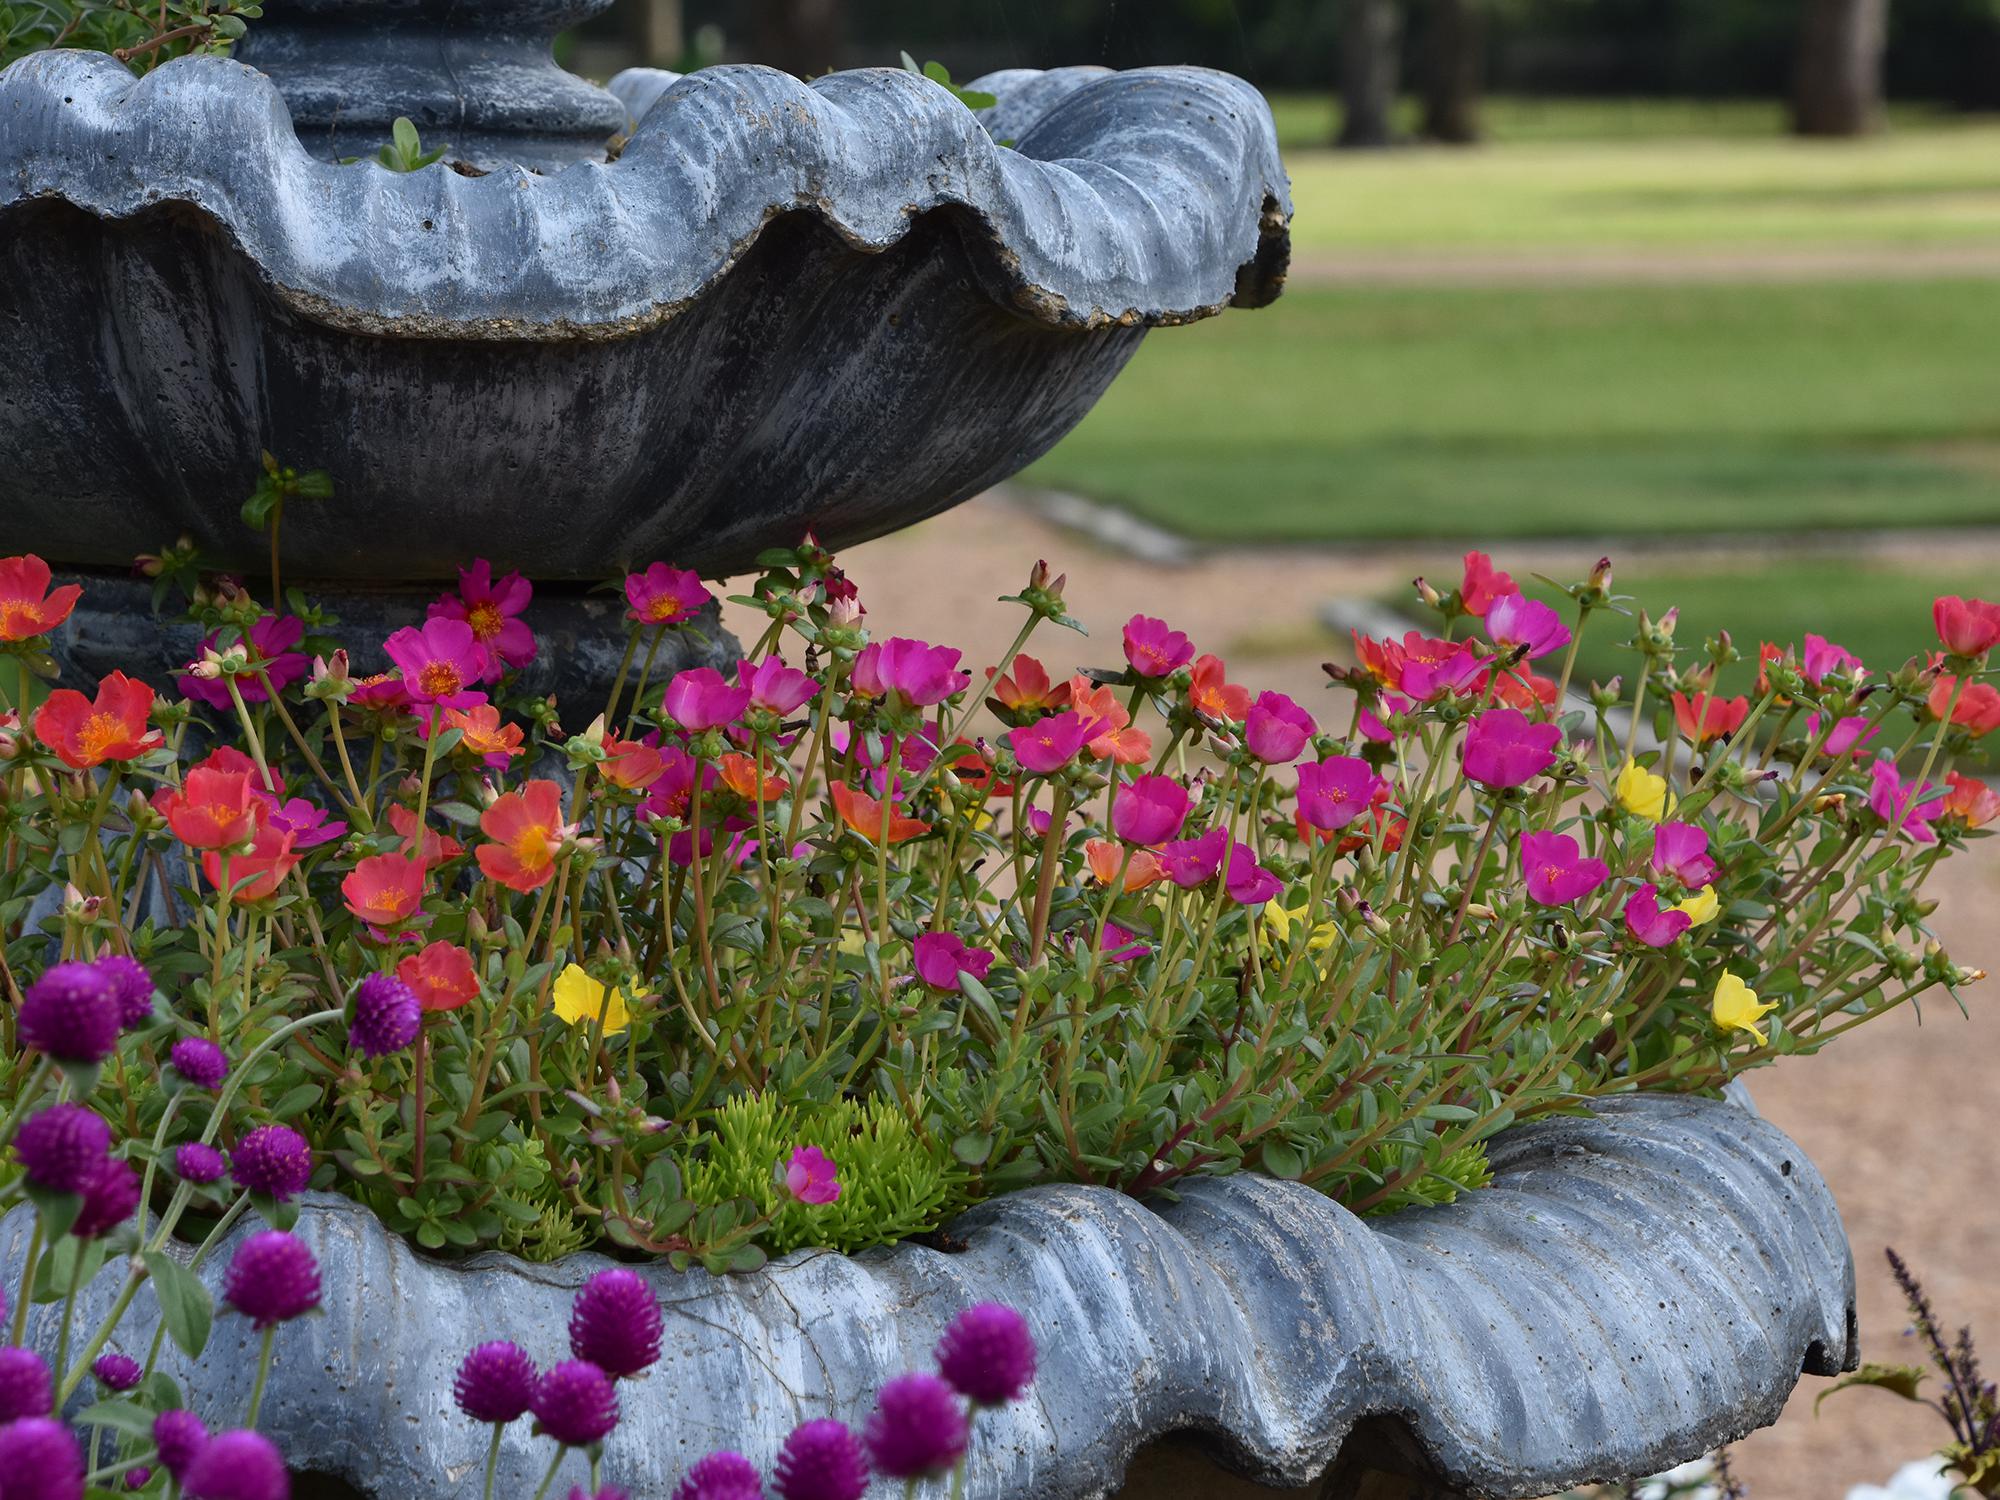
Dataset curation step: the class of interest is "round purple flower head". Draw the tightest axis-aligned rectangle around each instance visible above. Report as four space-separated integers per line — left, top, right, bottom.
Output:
671 1451 764 1500
73 1156 141 1239
349 972 421 1059
454 1341 538 1424
569 1267 663 1379
862 1372 968 1480
153 1408 210 1481
0 1347 54 1422
223 1230 321 1329
176 1141 229 1184
94 954 156 1030
18 961 121 1063
92 1352 144 1392
11 1102 109 1191
230 1124 313 1201
126 1466 154 1490
936 1303 1037 1407
531 1360 620 1447
169 1037 230 1090
0 1415 85 1500
773 1419 869 1500
182 1428 290 1500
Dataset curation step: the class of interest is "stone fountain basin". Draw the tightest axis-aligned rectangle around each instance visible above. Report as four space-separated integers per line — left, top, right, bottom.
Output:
0 53 1289 581
7 1094 1854 1499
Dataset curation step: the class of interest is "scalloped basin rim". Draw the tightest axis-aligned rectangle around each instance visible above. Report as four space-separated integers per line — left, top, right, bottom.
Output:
0 51 1293 340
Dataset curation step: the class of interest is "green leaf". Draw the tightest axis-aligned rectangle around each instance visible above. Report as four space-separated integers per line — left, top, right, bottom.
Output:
24 1181 82 1243
393 116 421 158
74 1399 158 1437
951 1131 994 1167
1814 1361 1929 1414
143 1250 213 1360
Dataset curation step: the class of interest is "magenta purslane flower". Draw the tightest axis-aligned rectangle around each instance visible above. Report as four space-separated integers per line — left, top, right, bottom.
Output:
175 1141 229 1185
1243 691 1315 765
1520 830 1611 908
455 1340 539 1424
0 1347 54 1422
532 1360 621 1447
851 638 970 708
224 1229 322 1329
773 1419 870 1500
1122 614 1193 680
230 1123 313 1200
1111 773 1190 846
911 932 994 994
1461 708 1561 790
169 1036 231 1089
13 1102 111 1192
1296 756 1387 833
670 1451 765 1500
568 1268 664 1380
936 1303 1037 1407
862 1371 968 1480
182 1428 290 1500
17 960 122 1064
783 1146 841 1206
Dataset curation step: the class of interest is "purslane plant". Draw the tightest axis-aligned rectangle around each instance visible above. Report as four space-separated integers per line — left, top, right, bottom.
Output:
0 529 1992 1273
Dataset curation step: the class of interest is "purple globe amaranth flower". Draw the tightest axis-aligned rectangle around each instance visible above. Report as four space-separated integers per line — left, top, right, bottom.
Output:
126 1466 153 1490
223 1230 322 1329
936 1303 1038 1407
862 1372 968 1480
153 1409 210 1481
176 1142 229 1184
0 1347 54 1421
92 1352 143 1392
18 960 122 1063
230 1124 313 1200
182 1428 290 1500
671 1451 765 1500
73 1156 141 1239
773 1419 870 1500
455 1340 538 1423
0 1415 86 1500
169 1037 230 1090
93 954 156 1030
13 1102 111 1192
349 972 422 1058
532 1360 620 1447
568 1267 663 1379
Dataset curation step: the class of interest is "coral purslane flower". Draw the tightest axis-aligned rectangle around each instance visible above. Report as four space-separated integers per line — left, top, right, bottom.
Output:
1159 825 1227 888
18 962 122 1064
1245 691 1316 765
672 1452 765 1500
1462 709 1561 790
1928 672 2000 737
0 1347 54 1421
864 1372 969 1480
430 558 536 681
183 1429 290 1500
455 1341 539 1424
1942 770 2000 828
552 964 639 1035
1459 551 1516 617
664 666 752 731
1870 757 1946 845
1351 631 1405 688
913 931 995 992
391 803 465 872
1188 653 1251 720
13 1103 111 1192
784 1145 841 1205
1123 614 1194 679
1111 774 1191 846
32 670 161 769
535 1359 622 1446
1615 760 1672 822
170 1036 231 1089
1933 594 2000 657
774 1419 870 1500
1068 677 1152 764
205 825 301 904
570 1267 665 1379
161 767 260 851
829 783 930 847
342 851 429 932
350 972 422 1058
398 940 481 1013
1712 973 1778 1045
224 1229 322 1328
626 563 713 627
989 654 1069 718
1485 594 1572 660
384 618 487 710
1297 756 1387 831
1651 822 1719 889
1226 841 1283 906
0 553 81 642
1006 709 1091 774
937 1302 1037 1407
740 655 821 716
1624 885 1692 949
1672 690 1751 745
602 733 668 791
1086 839 1163 892
852 638 971 708
1520 830 1610 908
441 703 526 768
478 779 570 892
230 1123 314 1201
180 615 310 709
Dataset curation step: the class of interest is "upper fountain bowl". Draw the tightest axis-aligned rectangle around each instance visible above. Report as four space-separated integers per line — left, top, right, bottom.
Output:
0 7 1289 583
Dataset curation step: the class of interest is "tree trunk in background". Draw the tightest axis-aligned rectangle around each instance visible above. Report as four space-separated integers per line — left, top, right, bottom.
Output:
1336 0 1401 148
1420 0 1482 143
749 0 847 80
1791 0 1891 135
644 0 684 68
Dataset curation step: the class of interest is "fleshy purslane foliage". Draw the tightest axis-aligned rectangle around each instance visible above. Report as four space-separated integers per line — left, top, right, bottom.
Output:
0 0 257 74
0 486 1993 1271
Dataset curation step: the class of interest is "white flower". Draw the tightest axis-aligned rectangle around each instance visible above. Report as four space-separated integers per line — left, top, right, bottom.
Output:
1635 1457 1717 1500
1846 1458 1959 1500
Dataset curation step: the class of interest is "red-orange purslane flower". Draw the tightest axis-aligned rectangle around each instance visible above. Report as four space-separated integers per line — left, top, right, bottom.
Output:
1672 690 1751 745
32 671 161 769
341 852 429 932
1189 654 1251 721
1085 838 1162 892
0 554 82 644
1068 677 1152 765
476 779 569 892
388 804 465 871
443 704 525 768
1934 595 2000 658
1928 673 2000 737
716 752 788 803
397 940 481 1012
203 825 299 903
1941 771 2000 829
158 767 260 851
829 782 930 847
988 655 1071 719
600 734 666 791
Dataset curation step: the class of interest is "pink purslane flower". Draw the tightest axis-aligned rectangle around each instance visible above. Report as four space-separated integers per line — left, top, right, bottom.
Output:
912 932 995 993
1123 615 1194 679
784 1146 841 1206
1007 710 1091 774
738 657 820 716
224 1230 322 1328
1244 692 1316 764
671 1452 765 1500
1112 774 1191 846
455 1341 539 1423
774 1419 870 1500
1158 825 1227 888
179 615 309 708
1870 757 1946 845
1098 923 1152 964
1934 595 2000 657
430 559 536 682
1297 757 1387 831
936 1303 1037 1406
1807 712 1877 759
1625 885 1692 948
570 1267 664 1379
1462 709 1561 790
865 1372 969 1480
1801 633 1863 685
1520 830 1610 907
182 1429 290 1500
1651 823 1719 888
1485 594 1572 660
1396 634 1482 701
383 618 487 710
260 796 348 850
533 1361 621 1447
626 564 713 627
851 638 970 707
1225 842 1283 906
663 667 751 732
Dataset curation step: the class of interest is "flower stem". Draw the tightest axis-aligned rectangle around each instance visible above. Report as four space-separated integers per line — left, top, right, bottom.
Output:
481 1424 505 1500
246 1325 276 1428
530 1448 569 1500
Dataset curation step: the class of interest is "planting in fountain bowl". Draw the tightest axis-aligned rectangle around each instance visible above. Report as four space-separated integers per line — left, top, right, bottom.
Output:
0 515 1993 1494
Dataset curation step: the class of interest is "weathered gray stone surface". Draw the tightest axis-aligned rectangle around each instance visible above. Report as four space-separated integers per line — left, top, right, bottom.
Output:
5 1095 1854 1499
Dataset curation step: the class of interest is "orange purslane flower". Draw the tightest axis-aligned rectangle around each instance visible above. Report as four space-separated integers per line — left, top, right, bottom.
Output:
1189 654 1252 721
342 853 429 932
0 555 82 644
988 655 1071 717
1067 677 1153 766
158 767 260 851
444 704 525 767
600 734 666 791
1672 690 1751 745
32 671 161 769
1941 771 2000 829
1348 634 1405 692
1085 838 1162 892
204 825 299 903
477 779 568 892
716 752 788 803
388 803 465 871
829 782 930 847
397 940 481 1012
1928 673 2000 737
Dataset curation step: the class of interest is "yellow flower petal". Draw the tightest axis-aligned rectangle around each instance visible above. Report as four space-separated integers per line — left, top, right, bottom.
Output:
551 962 635 1036
1262 899 1306 940
1307 921 1341 953
1711 972 1776 1045
836 929 867 957
1675 885 1720 926
1616 760 1674 822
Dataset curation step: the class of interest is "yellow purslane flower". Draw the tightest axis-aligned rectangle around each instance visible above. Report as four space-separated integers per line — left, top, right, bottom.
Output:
1616 760 1673 821
1262 899 1340 951
1675 885 1720 926
551 963 637 1035
836 928 868 958
1711 973 1777 1045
